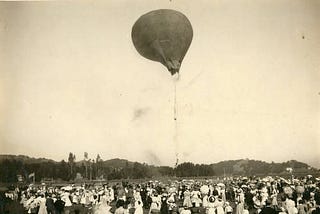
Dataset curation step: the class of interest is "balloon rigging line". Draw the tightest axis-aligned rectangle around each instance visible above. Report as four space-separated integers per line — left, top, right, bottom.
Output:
131 9 193 167
174 80 177 122
174 78 179 168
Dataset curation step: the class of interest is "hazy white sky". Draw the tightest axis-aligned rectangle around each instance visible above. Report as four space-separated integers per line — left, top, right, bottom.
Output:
0 1 319 167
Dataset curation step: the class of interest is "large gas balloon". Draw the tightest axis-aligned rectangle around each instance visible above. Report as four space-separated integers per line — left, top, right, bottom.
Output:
132 9 193 75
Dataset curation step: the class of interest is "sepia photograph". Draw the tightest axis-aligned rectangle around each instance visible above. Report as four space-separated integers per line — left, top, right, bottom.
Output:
0 1 319 213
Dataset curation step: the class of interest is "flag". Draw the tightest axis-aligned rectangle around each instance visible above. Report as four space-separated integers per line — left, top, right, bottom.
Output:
28 172 35 178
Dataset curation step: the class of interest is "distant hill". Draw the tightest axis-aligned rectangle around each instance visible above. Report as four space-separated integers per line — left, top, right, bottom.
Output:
0 154 318 183
0 155 316 171
0 154 55 164
102 158 135 168
210 159 314 176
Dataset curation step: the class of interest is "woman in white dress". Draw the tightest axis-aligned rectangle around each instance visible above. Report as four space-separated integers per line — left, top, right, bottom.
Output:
207 196 216 214
191 188 201 207
183 189 192 208
215 197 225 214
94 194 113 214
37 194 47 214
134 200 144 214
235 189 245 214
149 192 161 214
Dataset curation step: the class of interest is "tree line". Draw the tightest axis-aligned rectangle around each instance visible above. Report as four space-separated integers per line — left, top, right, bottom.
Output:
0 153 316 183
0 153 215 183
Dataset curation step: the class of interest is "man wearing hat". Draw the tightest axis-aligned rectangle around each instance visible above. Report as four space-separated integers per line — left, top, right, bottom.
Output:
311 194 320 214
45 194 55 214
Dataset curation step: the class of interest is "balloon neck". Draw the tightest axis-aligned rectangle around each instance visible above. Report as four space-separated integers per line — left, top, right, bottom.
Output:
165 59 181 76
172 72 180 81
169 69 179 76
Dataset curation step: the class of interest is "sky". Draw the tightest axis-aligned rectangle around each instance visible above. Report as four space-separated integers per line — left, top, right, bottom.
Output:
0 1 319 168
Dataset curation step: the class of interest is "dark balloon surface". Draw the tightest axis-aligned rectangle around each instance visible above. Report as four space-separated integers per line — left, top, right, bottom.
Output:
132 9 193 75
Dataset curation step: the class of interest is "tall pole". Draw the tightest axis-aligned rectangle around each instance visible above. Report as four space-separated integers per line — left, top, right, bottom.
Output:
85 161 88 179
90 160 92 181
84 152 88 180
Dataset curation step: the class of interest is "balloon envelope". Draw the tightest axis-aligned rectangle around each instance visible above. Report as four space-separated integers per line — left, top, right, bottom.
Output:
132 9 193 75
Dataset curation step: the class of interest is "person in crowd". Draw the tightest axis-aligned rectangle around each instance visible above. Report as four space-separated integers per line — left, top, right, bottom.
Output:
160 196 169 214
61 190 73 214
134 200 144 214
259 199 277 214
225 201 233 214
38 193 48 214
115 199 127 214
3 175 320 214
236 189 245 214
54 196 65 214
45 193 56 214
149 191 162 214
183 187 192 208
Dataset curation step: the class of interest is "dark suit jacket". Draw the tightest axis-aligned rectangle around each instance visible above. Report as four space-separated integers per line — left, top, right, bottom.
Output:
259 206 278 214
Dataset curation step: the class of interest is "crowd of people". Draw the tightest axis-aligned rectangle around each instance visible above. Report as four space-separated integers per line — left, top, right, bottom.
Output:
1 175 320 214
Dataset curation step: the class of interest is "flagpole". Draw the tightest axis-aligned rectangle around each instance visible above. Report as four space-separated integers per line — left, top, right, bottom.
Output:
33 173 35 184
